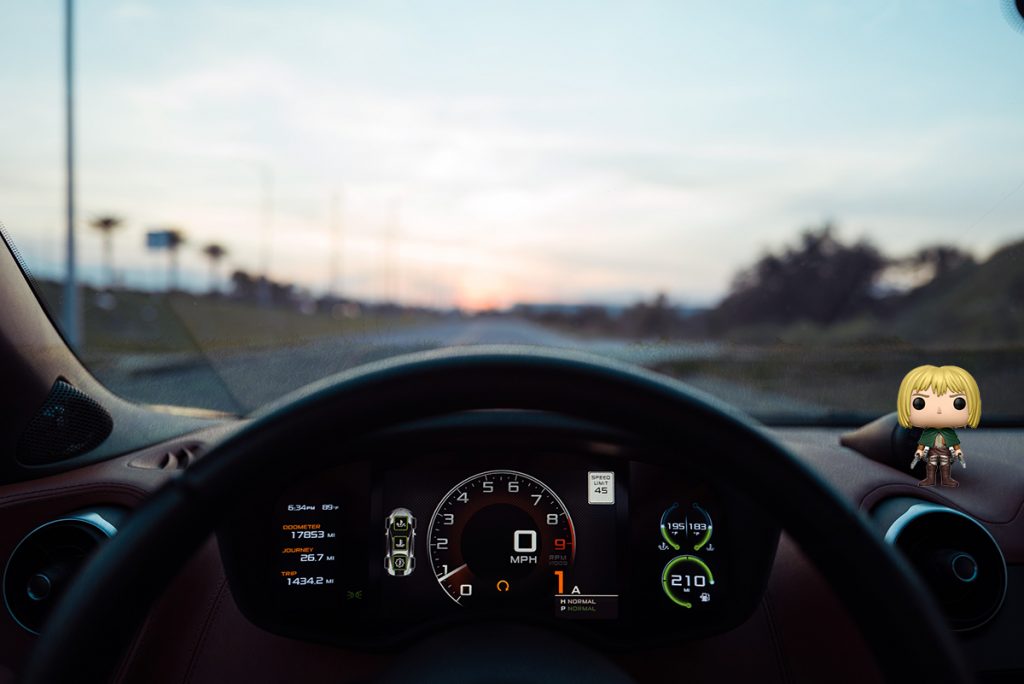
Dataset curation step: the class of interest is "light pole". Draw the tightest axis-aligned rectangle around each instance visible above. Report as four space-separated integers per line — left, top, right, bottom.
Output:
329 191 342 299
382 200 400 303
61 0 81 348
259 164 273 305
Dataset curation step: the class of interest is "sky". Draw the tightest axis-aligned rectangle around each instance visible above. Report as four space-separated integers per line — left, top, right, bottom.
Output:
2 0 1023 310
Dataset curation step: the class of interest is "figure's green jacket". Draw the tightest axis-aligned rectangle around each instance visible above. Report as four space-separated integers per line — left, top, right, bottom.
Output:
918 428 961 448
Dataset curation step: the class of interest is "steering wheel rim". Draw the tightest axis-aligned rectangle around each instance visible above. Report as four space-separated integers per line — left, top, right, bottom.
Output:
24 347 973 683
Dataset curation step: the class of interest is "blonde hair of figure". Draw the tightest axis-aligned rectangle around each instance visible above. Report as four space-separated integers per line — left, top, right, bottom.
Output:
897 365 981 429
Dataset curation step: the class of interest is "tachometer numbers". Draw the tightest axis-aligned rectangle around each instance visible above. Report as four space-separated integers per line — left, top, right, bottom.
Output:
427 470 575 607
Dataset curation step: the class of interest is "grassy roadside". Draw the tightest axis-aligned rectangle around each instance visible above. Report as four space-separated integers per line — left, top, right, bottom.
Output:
33 282 431 356
161 295 427 353
657 345 1024 419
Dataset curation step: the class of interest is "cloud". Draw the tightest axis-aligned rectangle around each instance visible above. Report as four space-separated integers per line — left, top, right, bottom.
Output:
3 2 1023 306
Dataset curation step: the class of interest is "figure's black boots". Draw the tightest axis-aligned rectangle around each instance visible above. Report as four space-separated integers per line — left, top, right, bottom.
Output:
918 463 937 487
939 464 960 488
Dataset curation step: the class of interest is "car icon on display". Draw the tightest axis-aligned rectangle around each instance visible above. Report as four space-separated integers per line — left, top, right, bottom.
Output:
385 507 416 576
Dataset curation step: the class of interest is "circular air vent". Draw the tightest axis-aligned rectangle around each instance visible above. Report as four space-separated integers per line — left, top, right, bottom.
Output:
876 499 1007 631
3 510 120 634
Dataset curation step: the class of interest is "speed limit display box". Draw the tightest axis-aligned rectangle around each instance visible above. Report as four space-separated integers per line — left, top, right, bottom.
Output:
588 471 615 504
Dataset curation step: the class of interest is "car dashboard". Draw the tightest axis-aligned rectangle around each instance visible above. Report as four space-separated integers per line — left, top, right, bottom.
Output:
2 413 1023 683
218 413 779 648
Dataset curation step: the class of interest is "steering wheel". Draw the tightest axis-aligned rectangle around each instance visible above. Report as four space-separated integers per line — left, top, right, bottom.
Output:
24 348 973 683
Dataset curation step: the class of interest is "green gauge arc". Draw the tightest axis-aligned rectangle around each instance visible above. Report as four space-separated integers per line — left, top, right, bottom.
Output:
660 502 713 551
691 503 713 551
661 555 715 609
659 502 681 550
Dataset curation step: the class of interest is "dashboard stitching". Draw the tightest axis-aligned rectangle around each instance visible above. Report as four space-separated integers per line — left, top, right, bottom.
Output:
760 593 794 684
858 482 1024 525
183 576 230 684
112 602 157 684
991 498 1024 527
0 482 149 509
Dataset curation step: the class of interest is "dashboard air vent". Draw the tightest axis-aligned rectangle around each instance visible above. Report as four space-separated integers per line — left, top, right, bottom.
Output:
3 509 123 633
874 497 1007 631
128 444 201 471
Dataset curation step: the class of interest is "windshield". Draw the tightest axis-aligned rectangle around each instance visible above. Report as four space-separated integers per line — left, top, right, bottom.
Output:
2 2 1023 422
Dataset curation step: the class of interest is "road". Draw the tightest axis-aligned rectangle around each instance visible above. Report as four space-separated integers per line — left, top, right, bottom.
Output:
92 317 819 417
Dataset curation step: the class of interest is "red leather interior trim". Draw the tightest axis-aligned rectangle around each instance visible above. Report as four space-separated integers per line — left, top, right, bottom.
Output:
0 427 234 677
3 425 1019 681
615 601 786 683
778 428 1024 564
0 459 162 676
765 533 883 684
135 540 388 684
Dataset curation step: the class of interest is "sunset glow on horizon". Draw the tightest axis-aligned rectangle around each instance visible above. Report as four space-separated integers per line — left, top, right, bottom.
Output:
2 1 1023 309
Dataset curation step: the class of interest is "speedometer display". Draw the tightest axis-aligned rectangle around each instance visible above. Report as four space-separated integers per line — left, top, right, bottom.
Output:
234 430 780 648
426 470 575 607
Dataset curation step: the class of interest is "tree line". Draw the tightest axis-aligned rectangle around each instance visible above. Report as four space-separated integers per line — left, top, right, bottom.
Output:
520 222 978 340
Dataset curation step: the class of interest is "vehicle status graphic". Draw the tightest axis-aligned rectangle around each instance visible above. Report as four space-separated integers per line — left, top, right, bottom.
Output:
385 507 416 576
229 453 772 646
658 501 717 608
277 500 342 589
231 456 770 646
425 469 617 618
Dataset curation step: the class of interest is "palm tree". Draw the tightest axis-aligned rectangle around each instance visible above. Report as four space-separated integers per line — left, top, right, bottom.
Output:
164 228 186 291
89 215 122 287
202 243 228 294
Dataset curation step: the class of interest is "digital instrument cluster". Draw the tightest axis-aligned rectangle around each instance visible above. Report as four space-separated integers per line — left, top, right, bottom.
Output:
218 418 778 647
380 466 620 621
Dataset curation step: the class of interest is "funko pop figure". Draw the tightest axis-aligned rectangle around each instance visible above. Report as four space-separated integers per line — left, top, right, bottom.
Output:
897 365 981 488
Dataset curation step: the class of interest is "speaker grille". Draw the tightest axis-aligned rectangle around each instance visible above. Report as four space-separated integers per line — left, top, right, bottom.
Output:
17 379 113 465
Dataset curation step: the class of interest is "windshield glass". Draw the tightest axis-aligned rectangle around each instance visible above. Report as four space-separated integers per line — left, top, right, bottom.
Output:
3 2 1023 422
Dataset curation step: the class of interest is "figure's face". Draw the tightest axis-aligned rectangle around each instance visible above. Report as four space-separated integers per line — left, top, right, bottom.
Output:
909 387 970 429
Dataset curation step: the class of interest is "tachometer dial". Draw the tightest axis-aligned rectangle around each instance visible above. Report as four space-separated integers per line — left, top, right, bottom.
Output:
426 470 575 607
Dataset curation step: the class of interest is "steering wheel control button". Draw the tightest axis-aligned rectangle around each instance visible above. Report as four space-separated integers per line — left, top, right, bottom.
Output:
661 555 716 609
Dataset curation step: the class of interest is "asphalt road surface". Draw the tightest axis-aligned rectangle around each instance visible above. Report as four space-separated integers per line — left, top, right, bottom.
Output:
92 317 819 417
